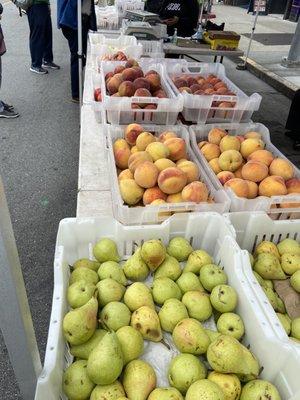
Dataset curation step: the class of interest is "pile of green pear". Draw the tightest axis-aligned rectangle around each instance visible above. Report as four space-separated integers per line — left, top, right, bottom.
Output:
249 237 300 342
62 236 282 400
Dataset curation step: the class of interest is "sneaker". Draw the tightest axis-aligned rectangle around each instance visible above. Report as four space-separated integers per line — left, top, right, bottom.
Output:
30 66 48 75
3 102 14 111
42 61 61 70
0 109 20 119
71 97 80 103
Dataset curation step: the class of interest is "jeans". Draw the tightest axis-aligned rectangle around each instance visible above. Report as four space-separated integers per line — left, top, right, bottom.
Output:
61 22 89 98
27 4 53 68
0 56 4 112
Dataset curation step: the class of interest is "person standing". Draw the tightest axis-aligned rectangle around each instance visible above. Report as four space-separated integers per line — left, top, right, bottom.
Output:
27 0 60 74
0 2 19 118
57 0 96 102
285 89 300 150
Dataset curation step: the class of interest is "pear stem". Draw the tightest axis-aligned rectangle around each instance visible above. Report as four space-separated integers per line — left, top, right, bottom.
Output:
161 339 171 350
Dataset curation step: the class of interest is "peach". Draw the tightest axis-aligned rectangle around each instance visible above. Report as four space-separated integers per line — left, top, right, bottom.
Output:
167 192 183 203
158 167 187 194
125 123 144 145
121 68 137 82
150 199 172 217
179 87 192 94
114 147 131 169
201 143 221 161
218 150 243 172
234 162 246 178
181 181 209 203
113 138 129 151
241 161 269 182
105 71 114 81
198 141 208 149
208 128 227 145
187 77 198 86
118 169 133 181
194 89 205 95
128 151 152 173
153 89 167 98
190 84 202 93
146 142 170 161
246 180 258 199
217 171 235 185
269 158 294 180
240 138 265 159
133 77 151 92
114 65 126 74
174 78 188 88
133 67 144 78
119 179 144 205
176 159 188 166
177 160 200 183
216 87 228 95
159 131 178 142
214 81 227 90
209 158 222 174
118 81 135 97
134 88 152 97
244 131 262 140
164 138 187 161
143 186 167 205
286 178 300 194
219 135 241 152
154 158 176 172
107 75 123 95
224 178 249 198
136 131 156 151
248 149 274 166
146 73 161 92
134 161 159 188
258 176 287 197
131 146 139 154
125 59 139 68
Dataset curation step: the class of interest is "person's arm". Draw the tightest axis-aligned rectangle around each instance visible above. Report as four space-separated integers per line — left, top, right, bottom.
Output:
179 0 199 29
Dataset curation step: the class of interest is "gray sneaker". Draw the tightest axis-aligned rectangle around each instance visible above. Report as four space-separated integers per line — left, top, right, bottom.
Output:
42 61 60 70
0 109 20 119
30 66 48 75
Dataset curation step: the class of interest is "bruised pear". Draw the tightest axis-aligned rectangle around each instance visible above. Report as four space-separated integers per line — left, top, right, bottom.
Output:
148 388 183 400
131 306 162 342
63 360 95 400
123 360 156 400
90 381 125 400
254 241 280 259
254 253 286 280
172 318 210 355
185 379 225 400
240 379 281 400
208 371 241 400
184 250 213 274
141 239 166 271
277 238 300 256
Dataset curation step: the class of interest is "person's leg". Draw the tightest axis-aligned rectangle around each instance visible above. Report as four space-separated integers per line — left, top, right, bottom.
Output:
0 56 3 112
61 26 79 99
27 5 46 69
0 55 19 118
42 5 53 63
285 89 300 150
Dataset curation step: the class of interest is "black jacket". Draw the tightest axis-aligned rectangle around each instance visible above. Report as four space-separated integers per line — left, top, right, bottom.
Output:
145 0 164 14
159 0 199 37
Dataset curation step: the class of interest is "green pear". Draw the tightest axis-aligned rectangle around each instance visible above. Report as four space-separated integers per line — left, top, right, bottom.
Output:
183 250 213 274
207 335 260 382
152 277 182 305
253 271 266 288
69 267 99 285
154 255 182 281
67 280 96 308
63 295 98 345
124 282 155 311
291 317 300 340
98 261 127 285
275 293 286 314
199 264 227 292
90 381 125 400
148 388 183 400
93 238 120 262
276 313 291 335
205 328 222 343
208 371 241 400
116 326 144 364
63 360 95 400
210 285 238 313
123 248 149 281
290 270 300 292
176 272 204 293
262 286 278 311
254 241 280 259
254 253 286 280
117 398 129 400
96 278 125 307
168 354 206 394
216 312 245 340
131 306 162 342
122 360 156 400
73 258 101 272
172 318 210 355
87 331 123 385
281 253 300 275
141 239 166 271
70 329 106 359
240 379 281 400
167 237 193 261
182 291 212 322
185 379 225 400
100 302 131 331
277 238 300 256
158 298 189 332
264 279 274 289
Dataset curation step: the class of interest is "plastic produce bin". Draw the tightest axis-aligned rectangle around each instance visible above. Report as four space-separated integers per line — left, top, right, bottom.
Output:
116 0 144 16
166 62 261 124
107 124 230 224
226 212 300 353
34 212 300 400
82 70 104 123
99 60 183 125
95 5 120 30
139 40 165 59
190 122 300 217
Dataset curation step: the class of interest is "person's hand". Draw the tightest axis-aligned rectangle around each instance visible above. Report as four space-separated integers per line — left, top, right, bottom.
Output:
162 16 179 26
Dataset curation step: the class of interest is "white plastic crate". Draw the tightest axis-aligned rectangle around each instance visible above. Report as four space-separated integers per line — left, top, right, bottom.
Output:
34 213 300 400
116 0 144 16
107 124 230 224
226 212 300 352
83 69 104 123
99 59 183 124
190 122 300 218
166 62 261 124
139 40 165 59
95 5 120 30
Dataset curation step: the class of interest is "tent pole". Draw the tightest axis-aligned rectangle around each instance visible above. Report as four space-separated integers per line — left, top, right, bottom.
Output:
78 0 83 108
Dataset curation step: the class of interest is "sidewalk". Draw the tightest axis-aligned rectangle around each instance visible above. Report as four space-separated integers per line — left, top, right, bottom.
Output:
213 4 300 96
